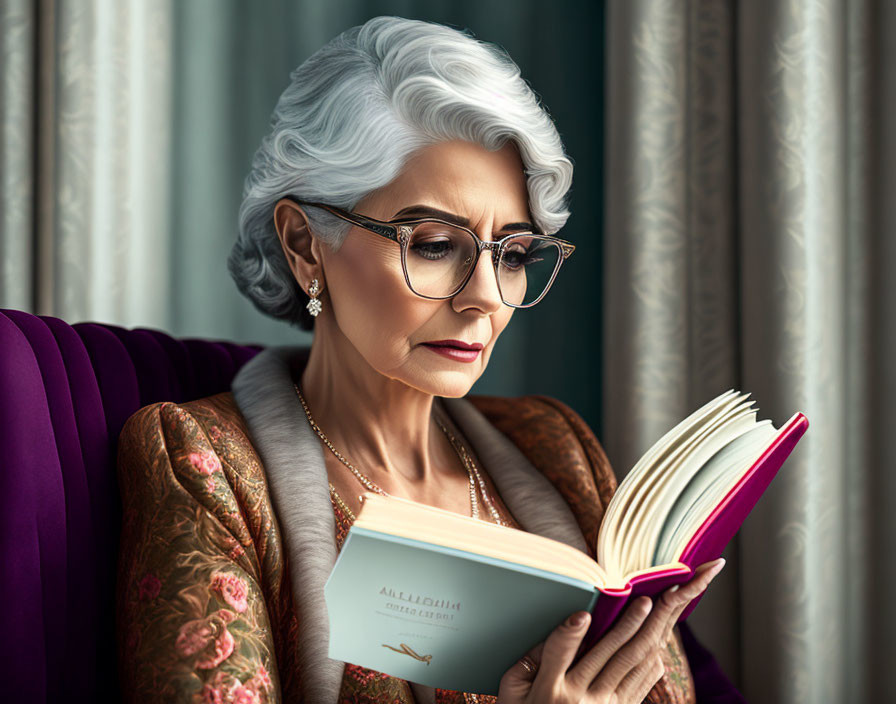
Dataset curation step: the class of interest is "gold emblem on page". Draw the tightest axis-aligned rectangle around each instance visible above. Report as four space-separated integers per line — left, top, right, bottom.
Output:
382 642 433 664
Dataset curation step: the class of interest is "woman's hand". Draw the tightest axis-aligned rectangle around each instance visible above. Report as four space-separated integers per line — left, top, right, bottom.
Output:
496 558 726 704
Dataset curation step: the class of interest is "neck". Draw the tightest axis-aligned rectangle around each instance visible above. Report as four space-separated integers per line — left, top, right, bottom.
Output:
298 321 459 493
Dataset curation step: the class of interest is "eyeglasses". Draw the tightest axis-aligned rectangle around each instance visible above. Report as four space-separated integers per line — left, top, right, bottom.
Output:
283 196 575 308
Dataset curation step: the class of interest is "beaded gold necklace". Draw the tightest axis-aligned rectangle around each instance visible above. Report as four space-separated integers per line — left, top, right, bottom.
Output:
293 383 506 526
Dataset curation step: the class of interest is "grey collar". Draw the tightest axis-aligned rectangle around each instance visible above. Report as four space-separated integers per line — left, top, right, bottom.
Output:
231 345 587 703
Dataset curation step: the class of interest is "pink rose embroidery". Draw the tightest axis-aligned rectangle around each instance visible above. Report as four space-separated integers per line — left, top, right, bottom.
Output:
216 608 237 624
189 451 222 476
175 611 236 669
195 627 234 669
175 618 216 658
193 665 270 704
245 664 273 695
228 685 260 704
195 684 224 704
209 572 249 613
138 572 161 601
194 670 238 704
206 477 217 493
208 425 223 441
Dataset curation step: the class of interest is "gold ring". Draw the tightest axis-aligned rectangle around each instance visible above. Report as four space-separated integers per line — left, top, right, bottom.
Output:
519 655 538 674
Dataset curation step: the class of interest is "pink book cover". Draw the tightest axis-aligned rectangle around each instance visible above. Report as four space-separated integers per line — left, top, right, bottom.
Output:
575 411 809 656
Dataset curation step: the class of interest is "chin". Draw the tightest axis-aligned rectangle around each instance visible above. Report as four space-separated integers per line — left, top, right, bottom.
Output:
407 369 478 399
436 385 476 399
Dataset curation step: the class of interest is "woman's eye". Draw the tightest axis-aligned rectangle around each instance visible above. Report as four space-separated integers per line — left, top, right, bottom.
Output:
502 248 542 270
410 239 454 260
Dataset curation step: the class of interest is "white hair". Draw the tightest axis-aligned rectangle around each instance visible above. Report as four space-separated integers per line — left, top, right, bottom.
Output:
228 15 575 330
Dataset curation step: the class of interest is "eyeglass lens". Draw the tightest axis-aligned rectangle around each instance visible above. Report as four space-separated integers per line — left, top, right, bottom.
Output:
403 222 561 306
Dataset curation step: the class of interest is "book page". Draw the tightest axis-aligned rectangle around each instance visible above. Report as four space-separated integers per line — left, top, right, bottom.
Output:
620 406 760 575
599 391 757 580
651 421 777 565
597 390 742 571
352 492 611 588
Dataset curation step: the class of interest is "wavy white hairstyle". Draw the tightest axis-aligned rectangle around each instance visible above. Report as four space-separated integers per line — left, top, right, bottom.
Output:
228 15 575 331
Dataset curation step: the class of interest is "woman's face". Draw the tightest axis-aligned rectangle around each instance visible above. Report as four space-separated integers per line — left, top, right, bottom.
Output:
314 139 532 398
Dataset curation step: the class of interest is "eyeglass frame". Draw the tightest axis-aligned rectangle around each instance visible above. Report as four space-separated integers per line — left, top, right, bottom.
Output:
282 195 576 308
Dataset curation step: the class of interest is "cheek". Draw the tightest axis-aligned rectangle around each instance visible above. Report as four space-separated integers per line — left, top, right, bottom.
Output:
494 308 514 337
326 243 431 361
482 309 514 363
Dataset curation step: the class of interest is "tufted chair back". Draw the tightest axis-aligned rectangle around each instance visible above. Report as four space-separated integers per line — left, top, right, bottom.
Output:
0 308 264 703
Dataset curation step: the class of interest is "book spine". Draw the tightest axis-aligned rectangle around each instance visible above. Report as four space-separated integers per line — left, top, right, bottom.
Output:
675 411 808 623
572 410 810 661
574 571 693 660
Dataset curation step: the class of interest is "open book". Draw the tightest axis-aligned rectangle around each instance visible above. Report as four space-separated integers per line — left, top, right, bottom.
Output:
324 390 809 694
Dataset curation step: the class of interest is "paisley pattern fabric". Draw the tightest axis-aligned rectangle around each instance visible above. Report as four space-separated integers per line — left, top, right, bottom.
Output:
115 391 696 703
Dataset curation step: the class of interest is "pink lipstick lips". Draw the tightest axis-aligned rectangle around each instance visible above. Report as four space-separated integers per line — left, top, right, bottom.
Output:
419 339 483 363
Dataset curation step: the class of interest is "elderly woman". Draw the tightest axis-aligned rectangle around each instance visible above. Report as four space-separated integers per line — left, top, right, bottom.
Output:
114 16 736 704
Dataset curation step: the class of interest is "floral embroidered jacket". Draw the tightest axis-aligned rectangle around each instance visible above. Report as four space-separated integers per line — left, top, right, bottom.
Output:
114 350 701 704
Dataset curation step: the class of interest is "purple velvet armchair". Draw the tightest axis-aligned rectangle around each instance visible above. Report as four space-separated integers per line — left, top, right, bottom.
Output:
1 308 263 702
0 308 743 703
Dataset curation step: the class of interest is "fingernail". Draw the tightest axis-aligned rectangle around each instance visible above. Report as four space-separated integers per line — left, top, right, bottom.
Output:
668 585 680 593
698 558 725 576
568 612 588 627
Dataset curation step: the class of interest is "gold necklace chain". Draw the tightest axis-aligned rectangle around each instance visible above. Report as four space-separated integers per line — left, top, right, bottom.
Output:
293 383 505 526
433 409 506 526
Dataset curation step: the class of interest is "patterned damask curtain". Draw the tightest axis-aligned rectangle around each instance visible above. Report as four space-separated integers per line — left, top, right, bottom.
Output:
603 1 895 702
0 0 173 327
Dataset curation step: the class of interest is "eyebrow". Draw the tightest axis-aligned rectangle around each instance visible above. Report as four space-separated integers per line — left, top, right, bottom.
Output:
390 204 536 237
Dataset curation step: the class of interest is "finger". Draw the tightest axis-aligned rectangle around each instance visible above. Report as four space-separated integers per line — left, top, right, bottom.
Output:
655 559 725 631
571 560 725 695
518 640 545 679
590 567 716 693
606 652 665 703
659 558 726 638
498 640 545 700
528 640 545 664
536 610 594 686
680 558 726 598
513 642 543 682
565 596 652 692
587 602 668 694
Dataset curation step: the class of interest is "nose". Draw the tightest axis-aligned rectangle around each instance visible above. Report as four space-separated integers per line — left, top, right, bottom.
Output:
451 246 504 314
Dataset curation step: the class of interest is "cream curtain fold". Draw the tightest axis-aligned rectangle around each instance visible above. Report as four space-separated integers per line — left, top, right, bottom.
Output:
1 0 35 311
0 0 173 328
604 1 894 702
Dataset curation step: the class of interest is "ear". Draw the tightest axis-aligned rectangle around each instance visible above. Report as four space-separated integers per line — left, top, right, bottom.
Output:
273 198 325 294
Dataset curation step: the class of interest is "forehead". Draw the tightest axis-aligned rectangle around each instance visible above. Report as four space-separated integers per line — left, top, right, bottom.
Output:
374 140 532 223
